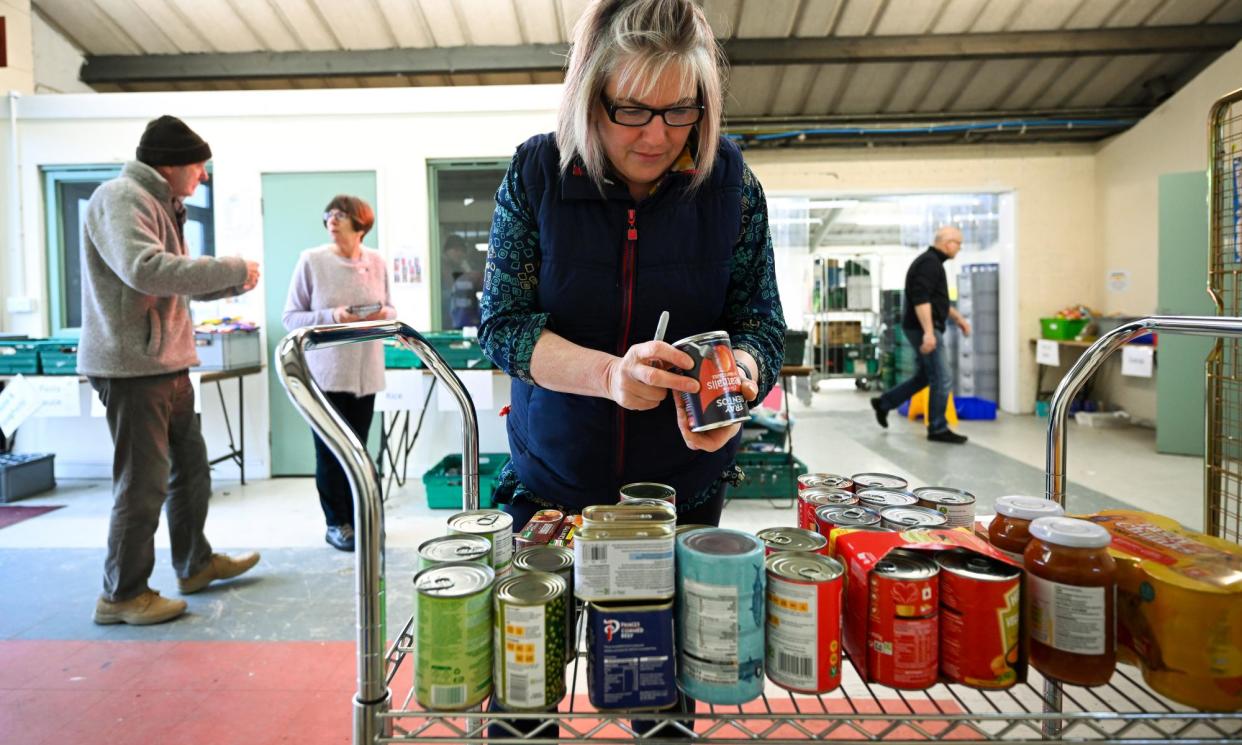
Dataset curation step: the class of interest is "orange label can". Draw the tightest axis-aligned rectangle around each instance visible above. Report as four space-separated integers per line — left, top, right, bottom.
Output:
936 550 1022 689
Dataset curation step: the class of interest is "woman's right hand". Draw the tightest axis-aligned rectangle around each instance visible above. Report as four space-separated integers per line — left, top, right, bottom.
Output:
333 306 361 323
604 341 697 411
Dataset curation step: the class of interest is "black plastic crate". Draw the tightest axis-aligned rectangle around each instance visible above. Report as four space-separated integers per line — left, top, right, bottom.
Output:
0 453 56 503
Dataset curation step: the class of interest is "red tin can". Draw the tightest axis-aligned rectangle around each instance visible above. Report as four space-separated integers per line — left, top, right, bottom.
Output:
797 473 855 493
798 488 858 531
766 552 845 694
671 331 751 433
757 526 829 556
856 488 918 510
936 550 1022 689
851 472 909 491
867 549 939 689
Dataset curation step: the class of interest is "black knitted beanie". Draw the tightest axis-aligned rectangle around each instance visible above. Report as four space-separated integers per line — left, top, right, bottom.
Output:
135 115 212 166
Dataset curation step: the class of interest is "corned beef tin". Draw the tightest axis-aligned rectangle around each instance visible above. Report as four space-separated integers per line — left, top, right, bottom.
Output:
813 505 883 539
587 600 678 711
756 526 829 556
671 331 751 433
798 473 855 493
797 488 858 531
880 506 949 532
851 472 909 491
867 549 940 689
575 506 675 601
857 488 918 510
765 552 845 694
619 482 677 505
935 550 1022 689
913 487 977 529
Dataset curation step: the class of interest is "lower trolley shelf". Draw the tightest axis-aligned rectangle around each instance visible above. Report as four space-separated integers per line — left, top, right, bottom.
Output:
378 611 1242 744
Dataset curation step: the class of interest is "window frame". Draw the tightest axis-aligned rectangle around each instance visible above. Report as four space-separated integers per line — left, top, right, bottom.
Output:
427 159 509 330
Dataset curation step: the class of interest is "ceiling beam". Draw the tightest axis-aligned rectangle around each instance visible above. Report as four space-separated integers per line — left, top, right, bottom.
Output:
79 23 1242 85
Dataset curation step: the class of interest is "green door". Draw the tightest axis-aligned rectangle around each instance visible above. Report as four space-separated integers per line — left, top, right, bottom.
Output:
263 172 379 476
1156 171 1213 456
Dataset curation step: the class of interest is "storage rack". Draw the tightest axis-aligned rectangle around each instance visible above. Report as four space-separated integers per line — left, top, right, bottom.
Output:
1206 86 1242 544
278 318 1242 745
806 254 881 391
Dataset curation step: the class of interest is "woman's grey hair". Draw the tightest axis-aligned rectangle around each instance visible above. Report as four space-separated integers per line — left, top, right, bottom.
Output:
557 0 726 192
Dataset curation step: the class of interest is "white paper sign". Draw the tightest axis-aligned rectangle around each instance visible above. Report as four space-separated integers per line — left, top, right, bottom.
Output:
0 375 43 436
1107 269 1130 293
30 376 82 417
189 371 203 413
376 369 425 411
1121 345 1154 378
437 370 494 412
1036 339 1061 367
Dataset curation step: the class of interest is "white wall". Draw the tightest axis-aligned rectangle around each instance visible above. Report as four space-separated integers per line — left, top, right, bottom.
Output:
747 143 1099 414
31 10 91 94
0 86 561 479
1094 41 1242 422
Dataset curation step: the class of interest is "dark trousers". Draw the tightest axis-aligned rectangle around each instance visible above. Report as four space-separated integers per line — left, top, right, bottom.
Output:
311 391 376 528
90 372 214 603
878 327 953 433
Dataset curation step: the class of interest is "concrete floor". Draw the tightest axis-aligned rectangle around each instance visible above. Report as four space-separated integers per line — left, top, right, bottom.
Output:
0 384 1204 743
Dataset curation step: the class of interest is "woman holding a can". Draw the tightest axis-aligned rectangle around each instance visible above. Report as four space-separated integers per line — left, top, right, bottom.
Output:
480 0 785 532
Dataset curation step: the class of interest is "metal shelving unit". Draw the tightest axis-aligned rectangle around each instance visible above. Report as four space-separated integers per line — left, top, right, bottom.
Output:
279 318 1242 745
807 254 882 391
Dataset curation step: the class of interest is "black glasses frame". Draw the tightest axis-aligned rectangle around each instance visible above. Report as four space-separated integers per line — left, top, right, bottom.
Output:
600 94 705 128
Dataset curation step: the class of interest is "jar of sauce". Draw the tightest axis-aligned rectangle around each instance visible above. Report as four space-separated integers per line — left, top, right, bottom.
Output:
987 496 1065 562
1024 516 1116 687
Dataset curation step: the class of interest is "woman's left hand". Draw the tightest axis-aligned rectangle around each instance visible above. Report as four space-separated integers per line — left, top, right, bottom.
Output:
672 375 759 452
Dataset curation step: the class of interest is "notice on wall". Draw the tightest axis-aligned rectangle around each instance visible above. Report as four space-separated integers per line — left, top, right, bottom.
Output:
437 370 494 412
1121 346 1155 378
1107 269 1130 293
392 254 422 285
1036 339 1061 367
377 370 425 412
30 376 82 417
0 376 43 436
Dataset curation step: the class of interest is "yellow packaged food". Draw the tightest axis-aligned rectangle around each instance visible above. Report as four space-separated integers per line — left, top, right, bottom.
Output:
1085 510 1242 711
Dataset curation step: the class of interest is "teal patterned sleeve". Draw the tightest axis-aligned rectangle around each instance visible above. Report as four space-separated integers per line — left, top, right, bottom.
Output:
727 163 787 402
479 156 548 385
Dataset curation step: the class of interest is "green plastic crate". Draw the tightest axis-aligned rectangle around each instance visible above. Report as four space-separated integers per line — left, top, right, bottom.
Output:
384 332 493 370
730 451 807 500
423 452 508 509
0 342 41 374
37 340 79 375
1040 317 1088 340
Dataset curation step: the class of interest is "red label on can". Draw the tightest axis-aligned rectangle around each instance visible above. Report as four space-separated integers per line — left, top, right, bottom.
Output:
798 490 858 531
867 575 939 688
766 572 843 693
940 570 1021 688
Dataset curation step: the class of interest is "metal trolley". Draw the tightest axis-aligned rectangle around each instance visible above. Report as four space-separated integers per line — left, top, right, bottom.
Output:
278 319 1242 745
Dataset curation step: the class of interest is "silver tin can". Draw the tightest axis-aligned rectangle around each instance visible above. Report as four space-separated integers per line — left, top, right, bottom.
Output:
880 506 950 531
913 487 977 529
418 534 492 570
448 509 514 574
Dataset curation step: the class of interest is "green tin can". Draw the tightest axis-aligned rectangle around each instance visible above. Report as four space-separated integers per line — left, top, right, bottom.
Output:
513 545 577 663
494 571 568 710
418 534 492 570
414 561 495 710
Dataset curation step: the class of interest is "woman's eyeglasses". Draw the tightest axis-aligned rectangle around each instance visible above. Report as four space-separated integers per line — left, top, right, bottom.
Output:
324 209 351 223
601 94 704 127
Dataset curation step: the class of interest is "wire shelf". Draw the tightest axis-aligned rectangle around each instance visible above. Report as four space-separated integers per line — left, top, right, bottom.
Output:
378 605 1241 744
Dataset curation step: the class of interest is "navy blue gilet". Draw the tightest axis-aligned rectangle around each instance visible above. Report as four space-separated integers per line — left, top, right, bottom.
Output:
505 133 746 511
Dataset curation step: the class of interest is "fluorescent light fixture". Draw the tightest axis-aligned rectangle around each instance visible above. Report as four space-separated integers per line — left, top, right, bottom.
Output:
807 199 860 209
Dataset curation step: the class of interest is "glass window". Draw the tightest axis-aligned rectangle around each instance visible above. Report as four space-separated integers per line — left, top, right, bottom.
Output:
429 162 507 330
43 166 216 335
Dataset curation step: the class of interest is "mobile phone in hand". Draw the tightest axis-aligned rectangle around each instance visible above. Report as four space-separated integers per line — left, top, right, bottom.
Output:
348 303 382 316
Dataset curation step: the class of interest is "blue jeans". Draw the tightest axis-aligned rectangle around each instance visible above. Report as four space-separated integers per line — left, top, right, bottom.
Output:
880 327 953 434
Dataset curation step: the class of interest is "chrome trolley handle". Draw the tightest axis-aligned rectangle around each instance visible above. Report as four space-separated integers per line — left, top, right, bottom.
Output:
277 320 480 745
1041 313 1242 734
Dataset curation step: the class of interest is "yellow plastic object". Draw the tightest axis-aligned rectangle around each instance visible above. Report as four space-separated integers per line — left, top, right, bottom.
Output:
1086 510 1242 711
906 388 959 427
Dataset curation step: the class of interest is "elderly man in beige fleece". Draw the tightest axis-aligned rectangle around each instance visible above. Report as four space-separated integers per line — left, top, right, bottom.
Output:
79 115 261 625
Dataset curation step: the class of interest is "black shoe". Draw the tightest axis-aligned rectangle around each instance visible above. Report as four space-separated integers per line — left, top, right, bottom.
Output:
928 429 968 444
870 397 889 429
325 524 355 552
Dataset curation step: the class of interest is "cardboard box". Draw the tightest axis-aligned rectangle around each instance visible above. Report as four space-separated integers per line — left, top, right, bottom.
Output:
834 528 1027 687
820 320 863 346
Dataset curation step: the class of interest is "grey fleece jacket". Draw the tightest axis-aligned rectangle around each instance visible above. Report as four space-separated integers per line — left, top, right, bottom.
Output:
77 161 248 378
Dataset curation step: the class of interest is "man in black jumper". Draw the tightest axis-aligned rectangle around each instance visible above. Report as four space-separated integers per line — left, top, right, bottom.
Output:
871 226 971 444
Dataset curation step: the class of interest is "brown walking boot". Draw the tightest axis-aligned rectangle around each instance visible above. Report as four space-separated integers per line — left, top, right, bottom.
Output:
93 590 187 625
177 552 261 594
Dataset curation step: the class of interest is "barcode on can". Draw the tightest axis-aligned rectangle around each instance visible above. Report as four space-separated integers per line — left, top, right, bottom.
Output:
508 673 529 705
778 652 813 679
586 545 608 562
430 684 466 708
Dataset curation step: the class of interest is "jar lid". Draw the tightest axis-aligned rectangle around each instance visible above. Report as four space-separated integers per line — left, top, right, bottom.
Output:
994 495 1065 521
1029 516 1112 548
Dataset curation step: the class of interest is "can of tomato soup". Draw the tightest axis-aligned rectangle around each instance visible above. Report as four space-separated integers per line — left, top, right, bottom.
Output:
851 473 909 491
856 488 918 510
880 506 949 532
765 552 845 694
867 549 939 689
756 526 829 556
797 488 858 531
798 473 855 493
913 487 977 529
935 550 1021 689
671 331 751 433
813 505 883 541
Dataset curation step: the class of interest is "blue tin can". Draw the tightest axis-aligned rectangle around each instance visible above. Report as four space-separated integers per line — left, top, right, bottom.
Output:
675 528 766 705
586 600 677 711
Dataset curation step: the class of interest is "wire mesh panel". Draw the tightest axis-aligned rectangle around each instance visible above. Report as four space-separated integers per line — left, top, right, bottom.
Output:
1207 87 1242 544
